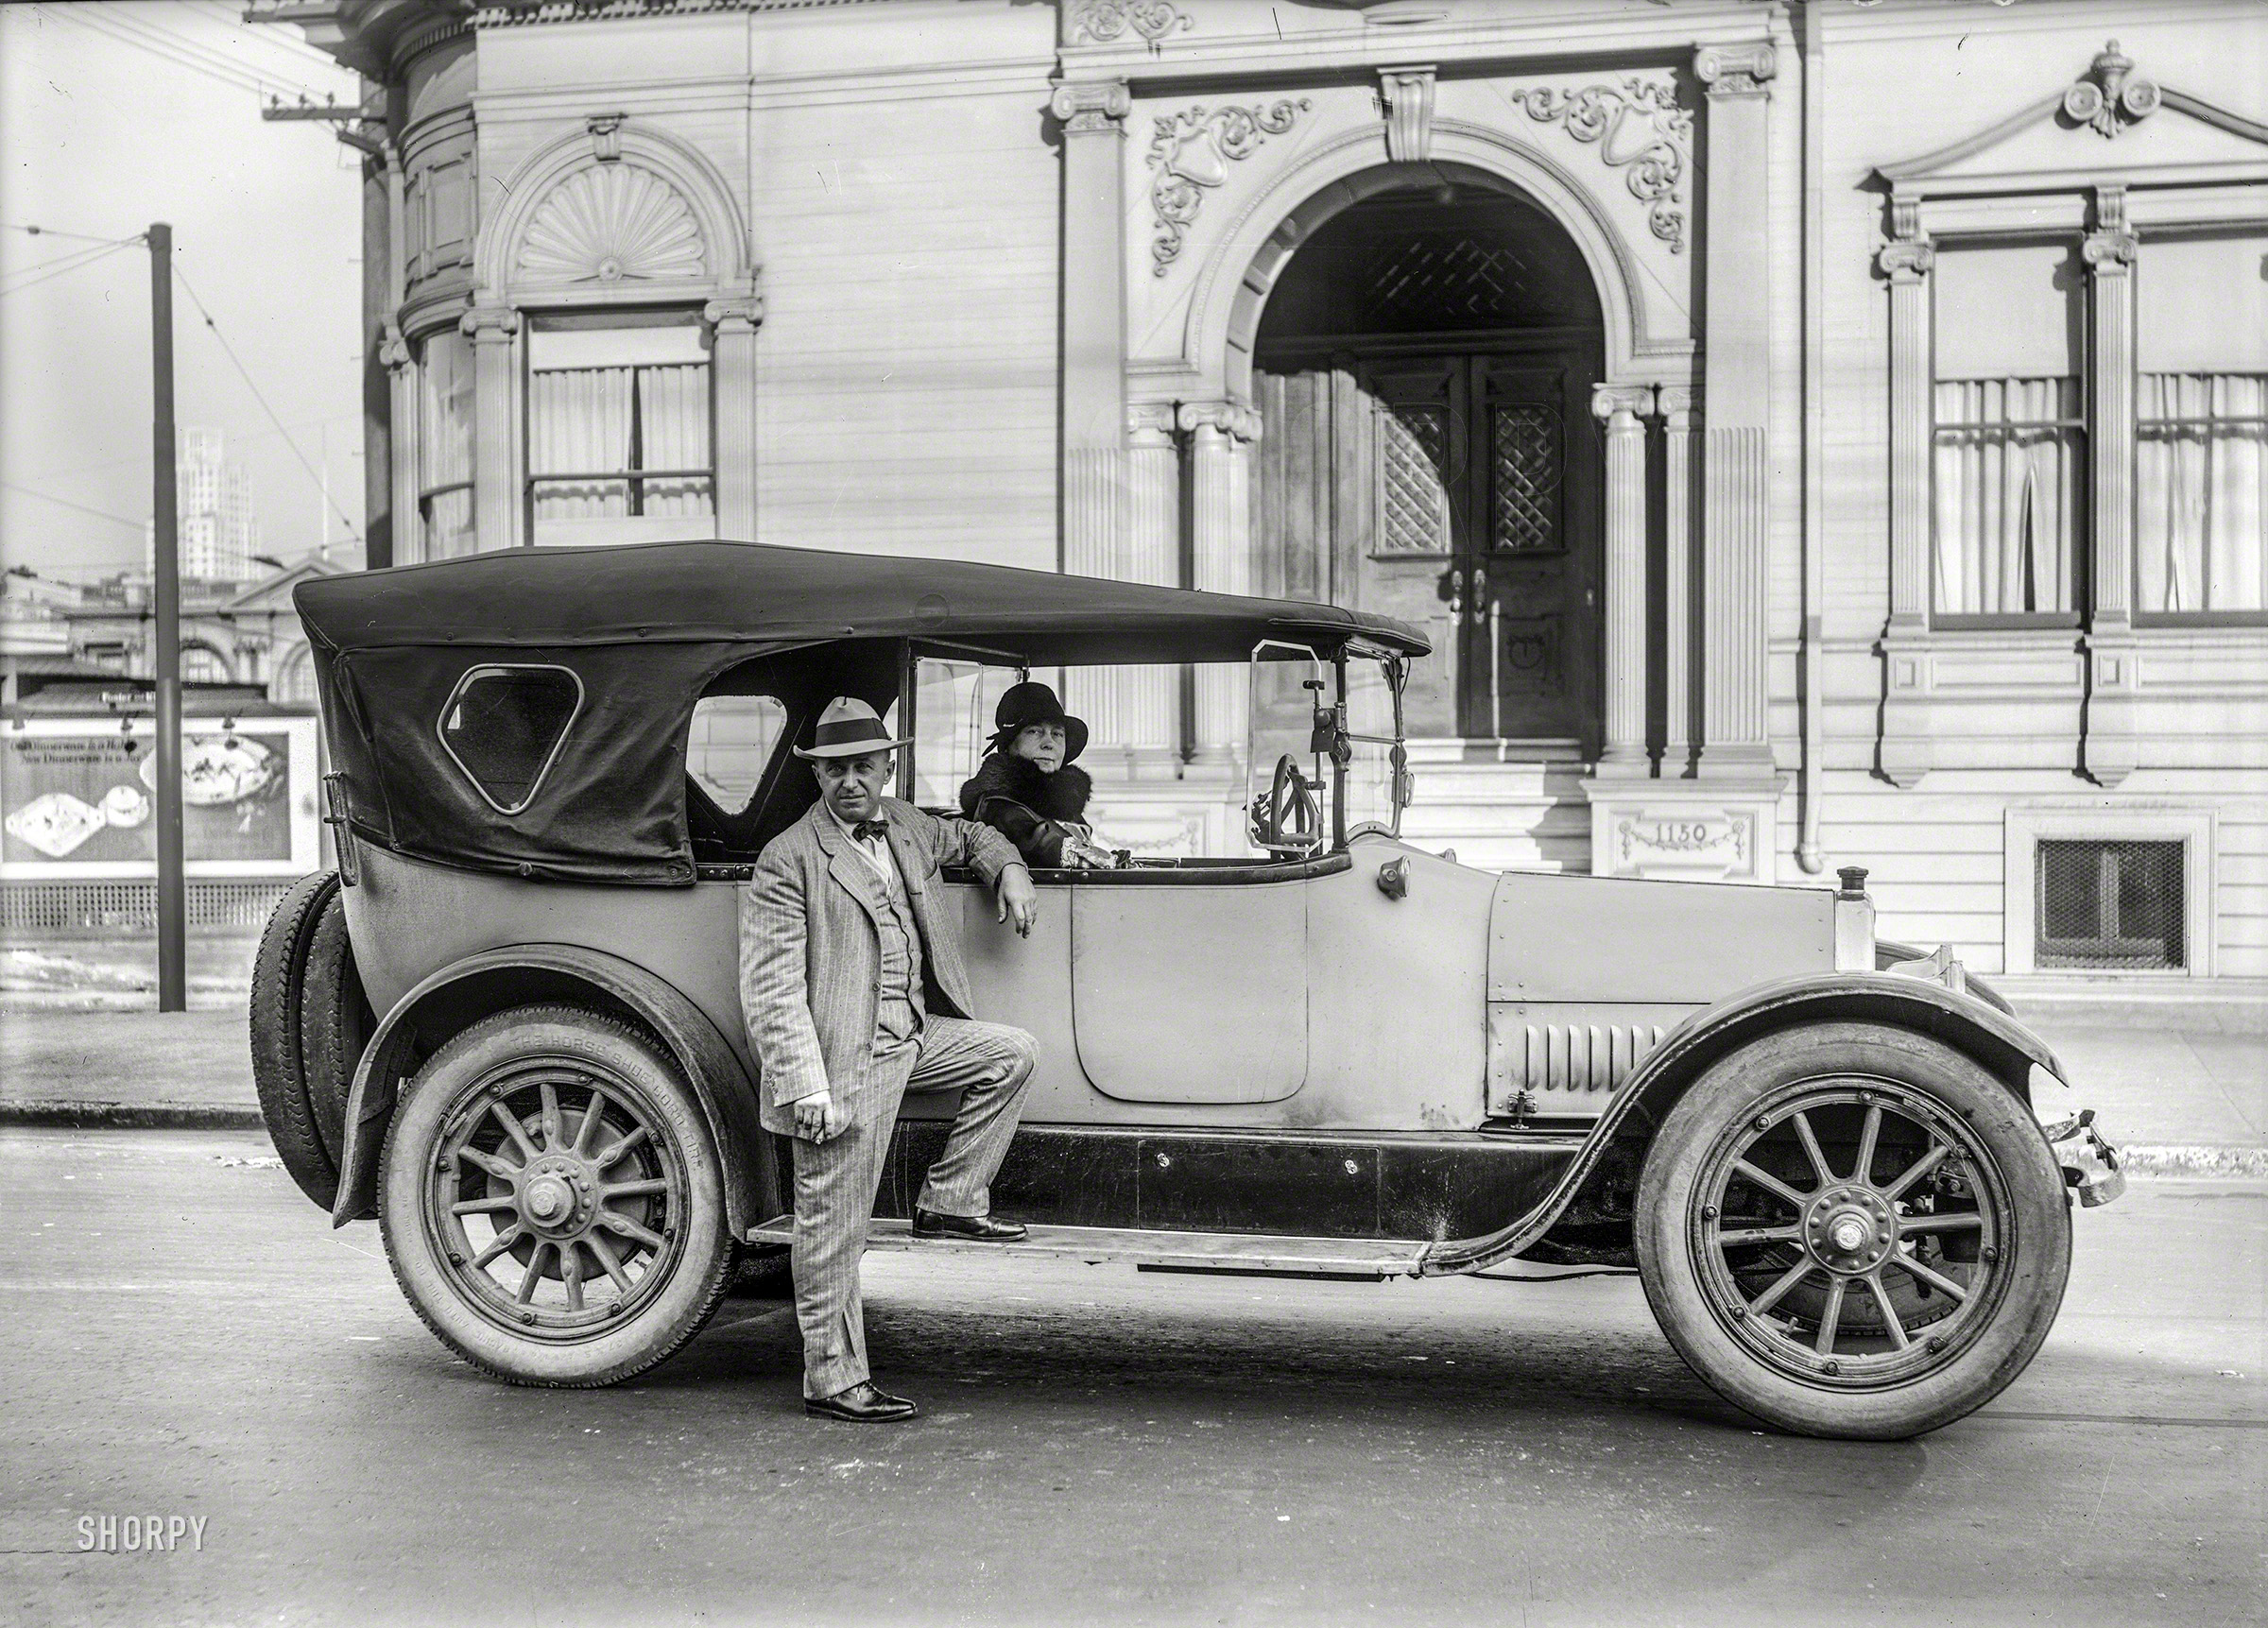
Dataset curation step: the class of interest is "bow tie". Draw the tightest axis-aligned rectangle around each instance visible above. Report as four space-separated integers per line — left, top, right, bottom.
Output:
850 819 888 845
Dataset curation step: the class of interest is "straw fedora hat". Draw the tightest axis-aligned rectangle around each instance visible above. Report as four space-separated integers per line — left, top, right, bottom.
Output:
791 695 911 761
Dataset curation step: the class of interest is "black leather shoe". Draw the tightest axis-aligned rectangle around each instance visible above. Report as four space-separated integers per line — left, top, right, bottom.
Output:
804 1382 919 1423
912 1208 1028 1242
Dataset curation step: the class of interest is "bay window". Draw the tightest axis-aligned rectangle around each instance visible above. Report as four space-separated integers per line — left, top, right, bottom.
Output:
419 329 476 560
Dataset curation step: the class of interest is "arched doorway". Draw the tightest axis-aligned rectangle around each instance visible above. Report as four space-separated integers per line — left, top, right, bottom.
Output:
1251 184 1606 750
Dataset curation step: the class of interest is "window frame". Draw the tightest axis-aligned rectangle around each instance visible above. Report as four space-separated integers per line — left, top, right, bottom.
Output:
2002 805 2216 977
434 661 586 818
521 308 717 546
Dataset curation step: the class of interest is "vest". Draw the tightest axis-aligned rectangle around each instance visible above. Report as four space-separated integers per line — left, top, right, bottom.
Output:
869 848 925 1052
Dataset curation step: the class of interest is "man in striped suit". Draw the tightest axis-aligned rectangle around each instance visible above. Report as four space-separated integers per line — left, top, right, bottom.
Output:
740 696 1041 1423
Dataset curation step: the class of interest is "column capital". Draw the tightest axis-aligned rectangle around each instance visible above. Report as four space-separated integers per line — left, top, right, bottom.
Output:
378 327 412 371
702 291 765 331
1657 384 1701 423
1126 401 1178 444
1695 41 1777 99
1378 65 1436 164
1590 383 1654 424
1177 399 1260 441
1877 237 1934 283
2083 228 2139 270
1050 79 1132 133
459 303 520 342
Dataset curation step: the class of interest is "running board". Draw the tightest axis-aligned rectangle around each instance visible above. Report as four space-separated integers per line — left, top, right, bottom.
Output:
744 1217 1429 1280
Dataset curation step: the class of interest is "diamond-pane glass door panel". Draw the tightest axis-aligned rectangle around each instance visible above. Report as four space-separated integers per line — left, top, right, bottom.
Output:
1491 403 1562 552
1378 403 1453 556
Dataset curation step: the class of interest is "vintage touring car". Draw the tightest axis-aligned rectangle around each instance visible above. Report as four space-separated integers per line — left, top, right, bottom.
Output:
253 540 2122 1438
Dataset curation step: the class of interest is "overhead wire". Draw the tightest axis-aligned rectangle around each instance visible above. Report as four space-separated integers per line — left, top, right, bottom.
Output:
0 480 147 532
1 221 140 247
101 7 341 101
0 236 143 298
52 5 330 103
171 263 360 540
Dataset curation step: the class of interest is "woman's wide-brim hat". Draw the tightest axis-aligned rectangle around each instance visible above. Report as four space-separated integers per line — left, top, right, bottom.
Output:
988 680 1088 765
792 695 911 760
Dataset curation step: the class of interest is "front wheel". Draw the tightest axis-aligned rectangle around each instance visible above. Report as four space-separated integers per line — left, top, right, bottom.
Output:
1635 1021 2070 1439
378 1004 732 1387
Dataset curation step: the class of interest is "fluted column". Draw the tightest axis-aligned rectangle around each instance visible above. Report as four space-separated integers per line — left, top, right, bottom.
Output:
380 328 421 564
1659 385 1699 774
1592 385 1654 773
704 290 764 541
2083 186 2139 788
1118 401 1180 752
1051 79 1132 583
461 303 521 551
1693 40 1778 775
1878 215 1935 788
1181 400 1259 757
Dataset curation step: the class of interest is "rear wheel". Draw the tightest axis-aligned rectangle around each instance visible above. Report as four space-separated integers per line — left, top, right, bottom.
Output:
378 1004 732 1387
1635 1021 2070 1439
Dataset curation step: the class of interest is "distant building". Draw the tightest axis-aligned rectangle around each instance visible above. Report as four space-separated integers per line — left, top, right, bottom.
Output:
17 557 337 707
145 428 261 583
273 0 2268 985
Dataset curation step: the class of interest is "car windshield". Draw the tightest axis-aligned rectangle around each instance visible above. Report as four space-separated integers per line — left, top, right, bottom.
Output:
899 646 1406 862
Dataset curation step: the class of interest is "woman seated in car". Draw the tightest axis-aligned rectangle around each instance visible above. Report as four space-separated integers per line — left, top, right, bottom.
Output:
957 681 1114 869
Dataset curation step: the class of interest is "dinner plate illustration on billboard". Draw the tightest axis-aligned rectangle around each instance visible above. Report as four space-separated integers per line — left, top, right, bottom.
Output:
4 791 108 858
139 734 277 807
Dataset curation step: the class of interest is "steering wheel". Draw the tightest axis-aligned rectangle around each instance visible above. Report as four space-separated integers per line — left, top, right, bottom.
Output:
1251 753 1322 852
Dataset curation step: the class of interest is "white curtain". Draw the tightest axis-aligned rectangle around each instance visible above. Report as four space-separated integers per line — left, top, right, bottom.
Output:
530 366 634 520
420 333 476 558
530 361 713 521
2137 373 2267 613
1933 378 2081 615
636 362 713 518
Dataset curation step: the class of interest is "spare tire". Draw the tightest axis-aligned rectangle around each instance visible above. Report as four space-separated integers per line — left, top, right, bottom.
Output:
301 896 373 1157
250 869 348 1208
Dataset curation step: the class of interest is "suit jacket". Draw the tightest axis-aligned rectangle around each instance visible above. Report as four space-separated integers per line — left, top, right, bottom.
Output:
739 797 1022 1134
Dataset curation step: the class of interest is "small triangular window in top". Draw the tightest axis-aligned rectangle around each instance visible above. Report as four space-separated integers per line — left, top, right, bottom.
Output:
437 664 583 815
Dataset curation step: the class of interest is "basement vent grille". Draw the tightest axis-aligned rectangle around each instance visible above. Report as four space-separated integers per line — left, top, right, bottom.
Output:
2036 839 2185 970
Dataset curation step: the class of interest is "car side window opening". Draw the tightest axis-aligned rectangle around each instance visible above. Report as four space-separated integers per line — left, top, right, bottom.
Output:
686 694 787 817
437 663 584 815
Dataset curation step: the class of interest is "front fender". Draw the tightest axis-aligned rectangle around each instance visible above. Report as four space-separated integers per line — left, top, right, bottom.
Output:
329 944 771 1233
1420 971 2063 1275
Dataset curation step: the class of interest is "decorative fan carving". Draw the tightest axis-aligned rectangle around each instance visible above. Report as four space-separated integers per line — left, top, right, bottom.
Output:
516 164 706 284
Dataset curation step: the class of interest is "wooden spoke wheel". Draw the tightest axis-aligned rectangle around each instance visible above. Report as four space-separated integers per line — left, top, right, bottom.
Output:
378 1005 731 1387
1636 1021 2070 1439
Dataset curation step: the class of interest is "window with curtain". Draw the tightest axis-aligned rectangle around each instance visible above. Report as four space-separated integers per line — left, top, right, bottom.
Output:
2136 231 2268 618
1930 240 2086 620
419 330 476 561
526 316 713 548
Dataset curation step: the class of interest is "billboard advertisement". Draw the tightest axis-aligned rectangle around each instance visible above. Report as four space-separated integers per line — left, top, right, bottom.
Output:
0 715 321 878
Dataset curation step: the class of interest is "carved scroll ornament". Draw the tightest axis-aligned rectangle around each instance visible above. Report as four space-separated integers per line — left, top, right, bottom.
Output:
2064 40 2160 138
1072 0 1193 44
1511 77 1692 253
1146 99 1311 276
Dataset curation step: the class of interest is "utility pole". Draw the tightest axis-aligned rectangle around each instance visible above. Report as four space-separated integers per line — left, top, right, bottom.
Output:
150 223 186 1013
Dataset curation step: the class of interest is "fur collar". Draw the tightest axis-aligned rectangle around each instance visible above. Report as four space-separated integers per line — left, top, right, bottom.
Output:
959 752 1091 822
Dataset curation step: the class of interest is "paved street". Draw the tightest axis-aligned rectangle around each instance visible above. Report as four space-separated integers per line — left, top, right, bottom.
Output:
0 1128 2260 1627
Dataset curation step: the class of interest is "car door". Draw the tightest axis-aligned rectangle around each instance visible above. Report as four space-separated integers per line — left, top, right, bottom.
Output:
1066 869 1312 1105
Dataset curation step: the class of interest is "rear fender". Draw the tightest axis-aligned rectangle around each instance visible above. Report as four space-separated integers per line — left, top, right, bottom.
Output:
1420 972 2062 1275
329 944 773 1232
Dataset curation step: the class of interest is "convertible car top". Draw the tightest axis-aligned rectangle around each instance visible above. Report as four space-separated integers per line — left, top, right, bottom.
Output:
295 540 1429 888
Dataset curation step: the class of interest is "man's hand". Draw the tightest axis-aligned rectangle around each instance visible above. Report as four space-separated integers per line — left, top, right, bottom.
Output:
996 863 1038 937
791 1089 846 1142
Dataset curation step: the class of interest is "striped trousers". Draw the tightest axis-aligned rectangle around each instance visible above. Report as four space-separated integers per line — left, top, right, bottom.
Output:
790 1015 1039 1400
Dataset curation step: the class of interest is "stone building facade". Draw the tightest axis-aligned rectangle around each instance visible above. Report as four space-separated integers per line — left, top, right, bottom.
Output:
278 0 2268 983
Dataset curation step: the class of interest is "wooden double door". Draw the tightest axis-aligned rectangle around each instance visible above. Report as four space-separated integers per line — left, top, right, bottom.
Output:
1253 339 1603 749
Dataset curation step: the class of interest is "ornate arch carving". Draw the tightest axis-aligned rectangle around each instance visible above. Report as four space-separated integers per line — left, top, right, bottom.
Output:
1175 119 1681 406
474 118 755 303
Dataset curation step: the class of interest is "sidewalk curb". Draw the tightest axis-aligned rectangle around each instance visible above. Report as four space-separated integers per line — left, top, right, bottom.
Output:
0 1102 266 1132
